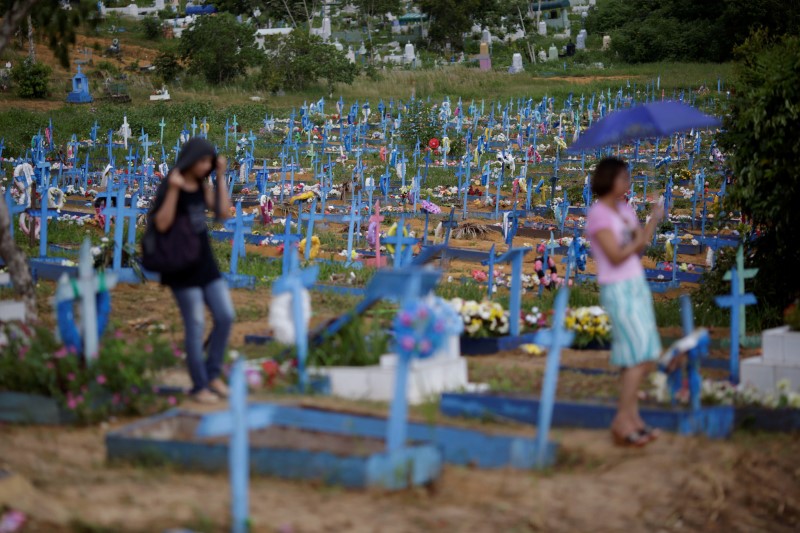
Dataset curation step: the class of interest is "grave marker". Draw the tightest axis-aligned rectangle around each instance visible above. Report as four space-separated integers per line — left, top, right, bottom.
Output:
715 267 757 384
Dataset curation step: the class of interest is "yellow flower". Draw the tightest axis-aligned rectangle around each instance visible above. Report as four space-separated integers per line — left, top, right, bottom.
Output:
521 344 544 356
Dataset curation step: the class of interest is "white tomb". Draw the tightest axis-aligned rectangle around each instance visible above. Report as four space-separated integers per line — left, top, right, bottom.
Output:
602 35 611 50
404 43 416 63
576 29 587 50
548 43 559 61
538 20 547 36
741 327 800 394
509 53 524 74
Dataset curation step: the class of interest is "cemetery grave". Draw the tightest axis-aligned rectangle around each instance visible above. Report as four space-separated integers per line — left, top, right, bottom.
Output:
2 21 800 529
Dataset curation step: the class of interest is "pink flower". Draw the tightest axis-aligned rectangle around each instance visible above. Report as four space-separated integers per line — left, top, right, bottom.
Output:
112 393 121 405
401 336 415 351
54 347 68 359
471 269 488 283
67 396 78 410
173 348 183 358
144 344 153 354
96 375 107 385
114 330 124 339
399 312 413 327
46 362 54 369
67 373 75 382
168 396 177 406
418 340 432 354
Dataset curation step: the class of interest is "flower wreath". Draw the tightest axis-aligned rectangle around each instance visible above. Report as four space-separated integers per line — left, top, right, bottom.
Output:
385 223 409 255
392 300 447 361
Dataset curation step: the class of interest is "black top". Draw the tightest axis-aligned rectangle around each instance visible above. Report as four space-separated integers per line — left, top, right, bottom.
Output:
152 179 220 289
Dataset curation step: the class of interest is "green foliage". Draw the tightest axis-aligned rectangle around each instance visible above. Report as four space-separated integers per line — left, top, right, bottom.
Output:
644 245 666 264
141 15 162 40
397 100 441 150
179 13 258 84
586 0 800 63
719 31 800 316
10 60 51 99
153 50 181 83
0 323 177 423
417 0 484 50
16 0 100 67
258 32 357 93
307 314 390 367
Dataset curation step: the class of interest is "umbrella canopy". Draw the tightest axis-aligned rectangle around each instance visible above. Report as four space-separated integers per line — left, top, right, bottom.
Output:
567 101 721 153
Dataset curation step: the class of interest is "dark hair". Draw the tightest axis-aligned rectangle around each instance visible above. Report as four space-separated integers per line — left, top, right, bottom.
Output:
174 137 216 175
591 157 628 197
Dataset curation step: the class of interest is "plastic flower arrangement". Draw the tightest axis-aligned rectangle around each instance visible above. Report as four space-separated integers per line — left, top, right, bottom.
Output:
449 298 510 338
393 300 447 360
564 306 612 347
420 199 441 215
647 374 800 409
524 306 547 329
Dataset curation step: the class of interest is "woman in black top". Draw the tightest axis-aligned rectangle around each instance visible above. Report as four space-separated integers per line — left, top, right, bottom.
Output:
152 138 234 404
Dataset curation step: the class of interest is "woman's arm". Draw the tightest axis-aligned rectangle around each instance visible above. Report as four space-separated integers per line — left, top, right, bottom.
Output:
153 171 185 232
594 228 646 266
204 156 232 220
635 202 666 253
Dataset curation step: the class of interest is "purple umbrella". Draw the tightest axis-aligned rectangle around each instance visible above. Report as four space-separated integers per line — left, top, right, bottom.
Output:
567 101 721 153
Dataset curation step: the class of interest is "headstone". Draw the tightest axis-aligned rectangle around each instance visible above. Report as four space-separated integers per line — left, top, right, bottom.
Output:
538 21 547 36
404 43 415 64
66 64 93 104
548 44 558 62
602 35 611 51
576 30 587 50
321 16 331 41
715 268 757 384
509 53 524 74
478 41 491 71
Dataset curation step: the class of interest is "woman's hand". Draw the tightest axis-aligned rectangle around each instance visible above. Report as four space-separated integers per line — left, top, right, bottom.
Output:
651 201 666 223
216 155 227 177
168 170 187 190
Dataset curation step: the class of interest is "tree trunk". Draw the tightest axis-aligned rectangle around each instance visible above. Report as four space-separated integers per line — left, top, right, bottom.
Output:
27 14 34 62
0 200 37 321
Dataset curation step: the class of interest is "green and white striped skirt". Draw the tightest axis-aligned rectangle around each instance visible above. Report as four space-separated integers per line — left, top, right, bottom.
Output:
600 275 662 368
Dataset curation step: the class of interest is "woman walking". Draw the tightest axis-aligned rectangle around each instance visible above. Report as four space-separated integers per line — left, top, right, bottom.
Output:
586 157 665 446
151 138 235 404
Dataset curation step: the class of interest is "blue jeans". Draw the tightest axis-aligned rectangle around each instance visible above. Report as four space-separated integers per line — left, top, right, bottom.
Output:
171 278 235 393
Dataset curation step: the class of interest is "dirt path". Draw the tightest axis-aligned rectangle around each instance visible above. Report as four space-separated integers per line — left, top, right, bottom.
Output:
1 413 798 532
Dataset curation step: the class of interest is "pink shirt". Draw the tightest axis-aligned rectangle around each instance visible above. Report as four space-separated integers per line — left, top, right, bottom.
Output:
586 201 644 285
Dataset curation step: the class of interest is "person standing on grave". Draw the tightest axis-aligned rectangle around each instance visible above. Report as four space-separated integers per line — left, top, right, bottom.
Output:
586 157 665 447
151 138 235 404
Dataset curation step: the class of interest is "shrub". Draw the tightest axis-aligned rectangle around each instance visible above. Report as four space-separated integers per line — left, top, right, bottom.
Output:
0 324 178 423
179 13 258 84
153 50 181 83
141 15 162 40
11 60 51 99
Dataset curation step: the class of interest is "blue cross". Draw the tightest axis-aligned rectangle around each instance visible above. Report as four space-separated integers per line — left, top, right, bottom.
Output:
273 214 302 274
4 182 28 239
224 201 254 276
482 244 498 299
384 217 417 268
32 162 60 258
441 207 459 247
190 117 197 137
488 247 531 336
341 196 362 268
272 264 319 389
299 198 324 261
715 267 757 384
110 187 144 273
195 359 277 533
158 117 166 145
531 287 574 466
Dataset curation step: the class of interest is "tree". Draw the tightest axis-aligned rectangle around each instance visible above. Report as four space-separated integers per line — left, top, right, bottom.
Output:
179 13 258 84
211 0 321 30
718 31 800 318
258 32 357 93
0 0 98 320
141 15 162 40
11 58 50 97
416 0 497 50
153 49 181 83
586 0 800 63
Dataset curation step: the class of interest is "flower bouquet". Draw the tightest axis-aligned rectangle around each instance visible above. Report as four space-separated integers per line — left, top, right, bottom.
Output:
420 199 441 215
449 298 510 338
564 306 612 348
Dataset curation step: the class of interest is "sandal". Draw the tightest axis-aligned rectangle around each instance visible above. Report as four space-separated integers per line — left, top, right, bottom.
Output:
191 389 220 405
638 425 661 442
209 378 230 398
611 430 650 448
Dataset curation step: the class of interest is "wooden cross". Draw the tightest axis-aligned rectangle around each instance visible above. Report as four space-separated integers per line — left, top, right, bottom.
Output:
715 267 757 384
482 244 498 299
105 130 116 167
32 162 59 258
531 287 575 466
441 207 459 247
366 200 385 268
489 247 531 336
272 265 319 389
195 359 277 533
341 196 361 268
190 117 198 137
224 201 254 276
110 188 144 273
158 117 166 146
273 214 302 274
722 246 758 344
384 217 417 268
55 239 118 360
299 198 323 261
4 184 27 239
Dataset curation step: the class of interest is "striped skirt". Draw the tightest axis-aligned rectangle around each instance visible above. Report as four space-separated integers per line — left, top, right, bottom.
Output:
600 275 662 368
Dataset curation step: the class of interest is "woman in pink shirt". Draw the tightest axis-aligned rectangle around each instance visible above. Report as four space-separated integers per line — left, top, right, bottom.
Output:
586 157 665 447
